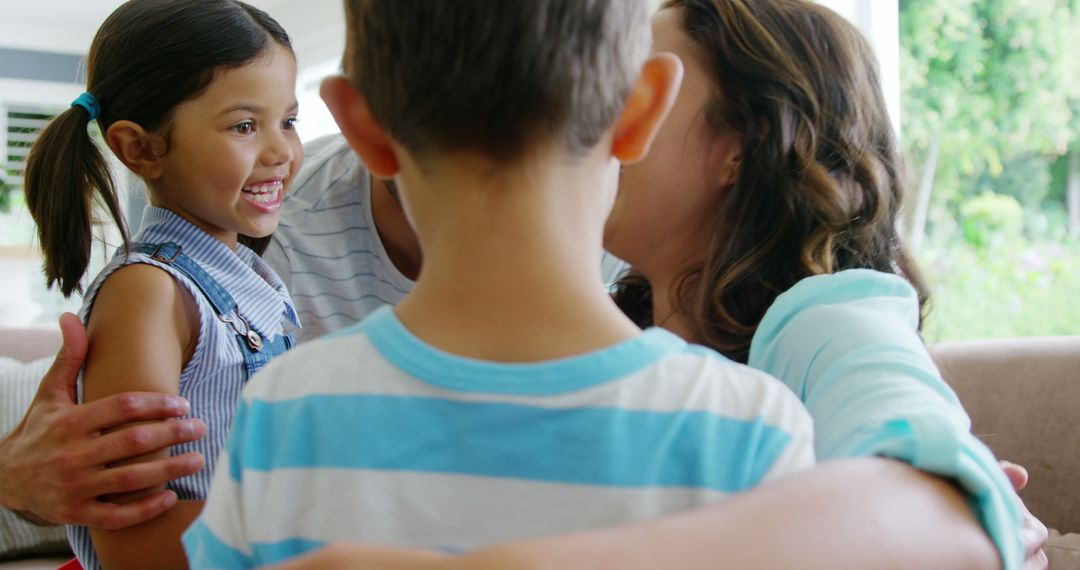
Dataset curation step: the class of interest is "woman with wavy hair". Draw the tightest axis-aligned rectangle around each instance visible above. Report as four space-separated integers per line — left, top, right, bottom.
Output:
602 1 1042 567
272 1 1047 568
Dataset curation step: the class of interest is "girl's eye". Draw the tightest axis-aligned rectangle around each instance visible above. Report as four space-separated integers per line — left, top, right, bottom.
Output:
283 117 298 130
232 121 255 135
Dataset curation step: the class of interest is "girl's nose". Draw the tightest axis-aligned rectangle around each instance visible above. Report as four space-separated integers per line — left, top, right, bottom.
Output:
261 129 295 166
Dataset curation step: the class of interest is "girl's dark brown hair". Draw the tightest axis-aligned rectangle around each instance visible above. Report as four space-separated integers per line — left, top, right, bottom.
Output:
614 0 928 363
24 0 292 297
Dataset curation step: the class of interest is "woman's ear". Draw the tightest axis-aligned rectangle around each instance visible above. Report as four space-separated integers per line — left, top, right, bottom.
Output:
105 121 164 179
320 75 400 178
711 135 743 191
612 52 684 164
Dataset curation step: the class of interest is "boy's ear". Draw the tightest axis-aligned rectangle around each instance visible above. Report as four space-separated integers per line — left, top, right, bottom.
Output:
612 52 684 164
320 75 400 178
105 121 164 179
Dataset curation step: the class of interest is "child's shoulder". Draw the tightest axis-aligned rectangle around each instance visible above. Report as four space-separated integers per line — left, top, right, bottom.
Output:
83 261 200 361
748 269 928 381
95 260 183 295
647 341 809 428
240 317 384 400
82 252 189 316
754 269 920 349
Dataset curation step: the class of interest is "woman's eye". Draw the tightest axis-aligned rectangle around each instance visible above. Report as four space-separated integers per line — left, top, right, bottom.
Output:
232 121 255 135
283 117 298 130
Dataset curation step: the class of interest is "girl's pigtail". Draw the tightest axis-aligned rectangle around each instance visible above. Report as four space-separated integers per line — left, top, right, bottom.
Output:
24 104 129 297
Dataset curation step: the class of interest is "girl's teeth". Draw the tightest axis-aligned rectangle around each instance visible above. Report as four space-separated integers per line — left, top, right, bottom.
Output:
244 181 283 194
242 180 283 206
247 189 279 203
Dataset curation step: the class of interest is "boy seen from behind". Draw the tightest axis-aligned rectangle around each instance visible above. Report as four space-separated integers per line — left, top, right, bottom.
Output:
184 1 815 566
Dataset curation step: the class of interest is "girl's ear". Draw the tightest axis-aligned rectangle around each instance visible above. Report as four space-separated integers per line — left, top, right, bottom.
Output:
105 121 164 179
612 52 684 164
320 75 400 178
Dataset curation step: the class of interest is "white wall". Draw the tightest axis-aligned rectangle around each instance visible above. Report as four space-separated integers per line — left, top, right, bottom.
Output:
0 0 346 65
0 78 83 110
256 0 347 142
257 0 345 72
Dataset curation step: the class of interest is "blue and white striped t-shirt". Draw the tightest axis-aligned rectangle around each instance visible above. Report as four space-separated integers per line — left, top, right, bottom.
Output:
263 135 626 344
183 306 814 568
69 207 299 570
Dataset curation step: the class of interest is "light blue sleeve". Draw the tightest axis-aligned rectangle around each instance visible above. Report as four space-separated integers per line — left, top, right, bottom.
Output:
182 400 257 570
183 519 256 570
748 269 1023 570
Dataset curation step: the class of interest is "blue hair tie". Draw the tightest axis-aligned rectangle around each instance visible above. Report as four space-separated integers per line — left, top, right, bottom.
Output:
71 92 101 121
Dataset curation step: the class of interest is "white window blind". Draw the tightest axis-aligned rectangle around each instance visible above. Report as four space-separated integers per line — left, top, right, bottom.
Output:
2 105 58 207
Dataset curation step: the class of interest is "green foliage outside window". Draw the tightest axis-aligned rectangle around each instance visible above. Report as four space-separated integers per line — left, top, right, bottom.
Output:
901 0 1080 341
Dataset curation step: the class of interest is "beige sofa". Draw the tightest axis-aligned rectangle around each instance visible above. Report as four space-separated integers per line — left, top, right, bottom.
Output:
1 328 1078 568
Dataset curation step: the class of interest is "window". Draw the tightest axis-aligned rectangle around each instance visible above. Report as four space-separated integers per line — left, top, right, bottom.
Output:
898 0 1080 341
0 103 85 327
2 108 52 207
820 1 1078 341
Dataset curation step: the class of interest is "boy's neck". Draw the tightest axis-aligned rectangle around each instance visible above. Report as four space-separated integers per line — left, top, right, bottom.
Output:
394 148 641 362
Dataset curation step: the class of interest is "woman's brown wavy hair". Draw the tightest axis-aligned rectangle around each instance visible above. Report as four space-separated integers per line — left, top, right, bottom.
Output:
614 0 928 363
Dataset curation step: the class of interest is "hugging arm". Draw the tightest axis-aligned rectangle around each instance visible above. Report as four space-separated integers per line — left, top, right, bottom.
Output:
749 273 1026 568
268 459 998 570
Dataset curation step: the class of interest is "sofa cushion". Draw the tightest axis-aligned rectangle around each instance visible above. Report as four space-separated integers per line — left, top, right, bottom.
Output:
1048 530 1080 570
0 357 69 560
0 329 60 364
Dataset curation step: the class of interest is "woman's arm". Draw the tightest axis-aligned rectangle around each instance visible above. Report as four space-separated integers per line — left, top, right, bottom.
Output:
270 458 999 570
82 263 201 570
748 271 1024 568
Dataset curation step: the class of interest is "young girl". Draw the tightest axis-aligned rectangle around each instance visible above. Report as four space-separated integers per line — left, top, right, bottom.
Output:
23 1 301 568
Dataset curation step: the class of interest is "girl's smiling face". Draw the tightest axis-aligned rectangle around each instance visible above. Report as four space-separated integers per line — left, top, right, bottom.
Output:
148 42 302 249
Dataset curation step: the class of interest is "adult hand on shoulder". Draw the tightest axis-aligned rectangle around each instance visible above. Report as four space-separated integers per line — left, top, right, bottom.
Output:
0 313 207 529
1000 460 1049 570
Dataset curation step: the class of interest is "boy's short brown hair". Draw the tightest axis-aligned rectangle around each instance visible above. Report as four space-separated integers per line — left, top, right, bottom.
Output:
343 0 651 161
